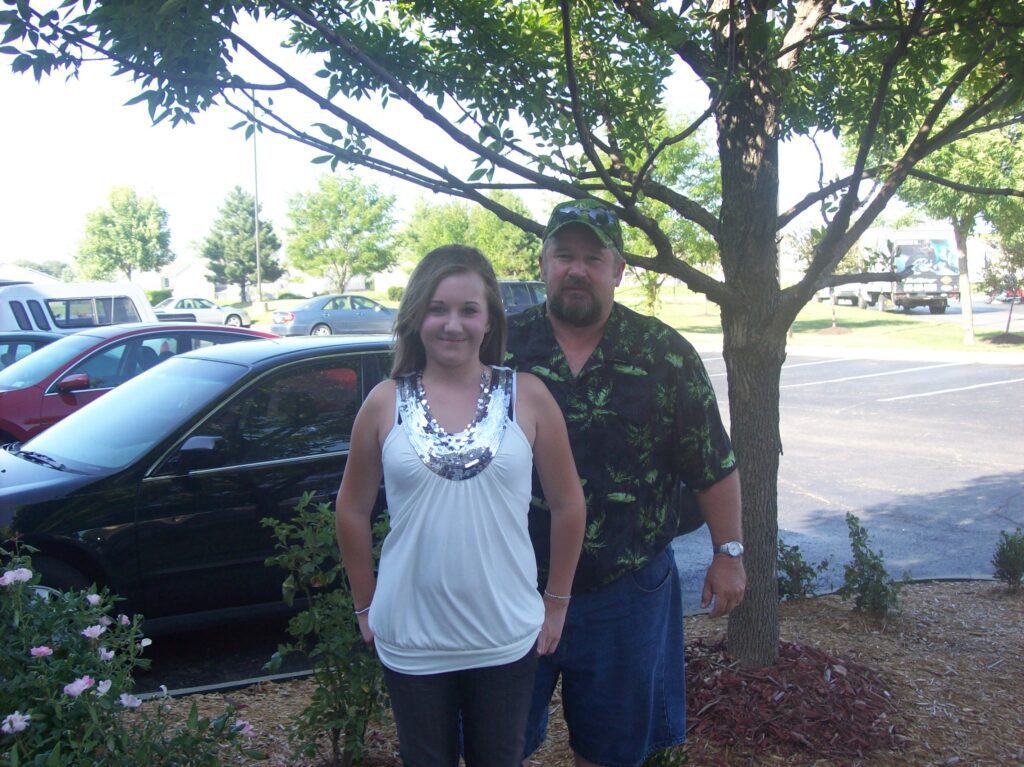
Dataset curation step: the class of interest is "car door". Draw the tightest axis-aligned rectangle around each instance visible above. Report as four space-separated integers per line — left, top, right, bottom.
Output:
350 296 392 333
132 351 390 619
36 336 150 432
320 296 351 332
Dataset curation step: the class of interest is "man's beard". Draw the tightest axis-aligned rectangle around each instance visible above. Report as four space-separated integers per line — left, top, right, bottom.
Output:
548 281 604 326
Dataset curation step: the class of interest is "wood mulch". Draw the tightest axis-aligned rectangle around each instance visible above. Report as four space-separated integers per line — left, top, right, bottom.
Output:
168 581 1023 766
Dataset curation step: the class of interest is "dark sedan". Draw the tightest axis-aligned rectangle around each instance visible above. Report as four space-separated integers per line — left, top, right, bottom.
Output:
0 331 63 370
269 294 396 336
0 336 392 632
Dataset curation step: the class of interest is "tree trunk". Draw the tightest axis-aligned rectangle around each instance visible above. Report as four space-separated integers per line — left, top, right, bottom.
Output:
715 69 785 667
952 220 975 345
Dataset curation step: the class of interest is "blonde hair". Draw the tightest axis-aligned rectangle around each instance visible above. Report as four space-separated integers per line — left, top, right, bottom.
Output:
391 245 507 377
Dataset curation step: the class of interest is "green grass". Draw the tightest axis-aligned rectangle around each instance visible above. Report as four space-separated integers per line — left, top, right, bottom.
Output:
242 282 1022 356
615 283 1024 356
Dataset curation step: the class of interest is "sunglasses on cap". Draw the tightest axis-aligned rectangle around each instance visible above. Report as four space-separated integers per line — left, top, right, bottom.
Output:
543 200 623 252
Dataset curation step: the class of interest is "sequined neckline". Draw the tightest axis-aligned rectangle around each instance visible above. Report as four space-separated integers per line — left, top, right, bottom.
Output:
396 366 514 481
414 367 491 437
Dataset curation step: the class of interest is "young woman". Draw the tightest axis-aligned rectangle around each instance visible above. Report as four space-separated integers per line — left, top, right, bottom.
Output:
335 245 585 767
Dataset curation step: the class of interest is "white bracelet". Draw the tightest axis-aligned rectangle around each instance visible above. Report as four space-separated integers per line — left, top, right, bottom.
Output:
543 589 572 601
353 604 371 616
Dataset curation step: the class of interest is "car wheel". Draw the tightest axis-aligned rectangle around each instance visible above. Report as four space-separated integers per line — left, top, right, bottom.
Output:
30 556 92 600
224 314 243 327
929 303 947 314
311 324 332 336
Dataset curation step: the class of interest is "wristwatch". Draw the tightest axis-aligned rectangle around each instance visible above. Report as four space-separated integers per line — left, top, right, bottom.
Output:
713 540 744 557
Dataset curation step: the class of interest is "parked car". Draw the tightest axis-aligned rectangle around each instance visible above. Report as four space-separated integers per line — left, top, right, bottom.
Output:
498 280 546 315
0 280 158 334
0 331 63 370
0 323 276 444
0 336 392 632
153 297 251 327
270 294 396 336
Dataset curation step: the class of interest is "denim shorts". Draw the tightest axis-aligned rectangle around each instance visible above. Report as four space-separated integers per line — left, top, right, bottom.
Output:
523 547 686 767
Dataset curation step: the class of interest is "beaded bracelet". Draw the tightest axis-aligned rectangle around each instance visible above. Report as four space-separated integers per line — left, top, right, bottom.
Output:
353 604 371 616
543 589 571 601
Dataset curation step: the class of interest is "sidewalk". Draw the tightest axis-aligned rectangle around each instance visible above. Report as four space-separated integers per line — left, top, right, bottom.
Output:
686 332 1024 366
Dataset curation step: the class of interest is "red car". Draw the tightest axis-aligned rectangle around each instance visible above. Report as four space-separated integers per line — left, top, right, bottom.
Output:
0 323 276 443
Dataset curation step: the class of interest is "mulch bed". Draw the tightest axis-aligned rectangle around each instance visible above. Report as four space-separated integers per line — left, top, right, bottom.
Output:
685 640 898 763
165 581 1023 766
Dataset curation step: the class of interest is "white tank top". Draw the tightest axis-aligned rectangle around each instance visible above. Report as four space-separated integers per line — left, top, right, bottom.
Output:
369 367 543 674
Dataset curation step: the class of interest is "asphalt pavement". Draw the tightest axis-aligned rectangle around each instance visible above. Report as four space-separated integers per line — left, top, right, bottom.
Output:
673 330 1023 615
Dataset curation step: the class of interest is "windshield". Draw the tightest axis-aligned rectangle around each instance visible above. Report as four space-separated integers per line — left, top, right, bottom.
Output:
0 334 95 389
21 356 245 472
154 298 174 309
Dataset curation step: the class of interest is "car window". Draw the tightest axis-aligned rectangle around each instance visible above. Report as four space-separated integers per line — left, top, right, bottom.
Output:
27 301 52 330
324 297 349 311
8 301 32 331
24 357 244 472
189 331 257 350
197 356 365 466
351 296 375 310
195 299 215 309
0 334 95 389
0 342 37 369
67 342 132 389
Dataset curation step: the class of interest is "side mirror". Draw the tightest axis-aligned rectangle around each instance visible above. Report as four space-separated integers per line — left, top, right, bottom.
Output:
55 373 91 393
176 435 227 473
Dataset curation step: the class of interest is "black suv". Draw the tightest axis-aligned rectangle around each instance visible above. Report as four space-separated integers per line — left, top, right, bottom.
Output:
499 280 546 315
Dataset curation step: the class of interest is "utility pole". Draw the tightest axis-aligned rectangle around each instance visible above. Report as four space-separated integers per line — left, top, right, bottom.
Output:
252 90 263 305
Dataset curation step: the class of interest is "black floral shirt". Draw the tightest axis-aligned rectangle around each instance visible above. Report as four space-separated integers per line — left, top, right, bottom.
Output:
506 302 736 592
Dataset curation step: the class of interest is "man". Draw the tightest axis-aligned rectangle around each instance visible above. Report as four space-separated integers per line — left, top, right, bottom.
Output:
506 199 745 767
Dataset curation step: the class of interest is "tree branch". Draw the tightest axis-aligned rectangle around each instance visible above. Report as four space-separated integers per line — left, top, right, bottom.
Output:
272 0 584 198
611 0 713 79
777 0 836 70
907 168 1024 199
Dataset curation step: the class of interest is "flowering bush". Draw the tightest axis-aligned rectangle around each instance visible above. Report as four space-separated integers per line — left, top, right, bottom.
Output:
263 493 388 767
0 545 265 765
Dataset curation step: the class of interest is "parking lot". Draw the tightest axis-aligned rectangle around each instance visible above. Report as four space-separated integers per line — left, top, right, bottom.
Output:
673 348 1024 613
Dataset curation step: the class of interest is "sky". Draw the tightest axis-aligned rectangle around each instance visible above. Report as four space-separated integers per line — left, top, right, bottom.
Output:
0 20 844 271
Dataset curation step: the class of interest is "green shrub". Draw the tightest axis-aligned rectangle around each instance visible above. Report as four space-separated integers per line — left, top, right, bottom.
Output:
386 286 404 302
992 528 1024 593
836 513 903 615
277 292 307 300
262 493 388 767
147 289 173 305
0 545 262 765
777 540 830 601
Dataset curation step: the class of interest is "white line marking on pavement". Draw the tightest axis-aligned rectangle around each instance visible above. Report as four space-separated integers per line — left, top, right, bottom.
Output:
780 362 966 389
878 377 1024 402
708 357 862 378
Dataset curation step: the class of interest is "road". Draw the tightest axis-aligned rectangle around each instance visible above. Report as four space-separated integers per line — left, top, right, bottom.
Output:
859 295 1023 330
673 348 1024 614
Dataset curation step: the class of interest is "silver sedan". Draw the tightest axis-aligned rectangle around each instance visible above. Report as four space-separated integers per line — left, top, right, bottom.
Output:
269 294 396 336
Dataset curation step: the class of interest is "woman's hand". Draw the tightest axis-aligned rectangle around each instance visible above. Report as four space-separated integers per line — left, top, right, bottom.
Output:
537 597 569 655
358 610 378 647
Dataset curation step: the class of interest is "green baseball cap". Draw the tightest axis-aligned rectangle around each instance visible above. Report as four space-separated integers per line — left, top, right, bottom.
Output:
543 199 623 252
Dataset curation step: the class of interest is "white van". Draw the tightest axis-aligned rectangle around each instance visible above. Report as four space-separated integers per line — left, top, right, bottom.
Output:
0 280 158 335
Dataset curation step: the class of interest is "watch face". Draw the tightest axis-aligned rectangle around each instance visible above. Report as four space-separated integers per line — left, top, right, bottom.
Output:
723 542 743 556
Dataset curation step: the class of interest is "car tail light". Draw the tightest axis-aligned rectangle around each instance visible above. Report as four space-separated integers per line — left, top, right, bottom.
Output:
272 311 295 324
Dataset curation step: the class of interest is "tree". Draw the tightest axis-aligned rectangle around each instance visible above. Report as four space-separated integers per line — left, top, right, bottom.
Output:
401 191 541 278
896 127 1024 343
76 187 173 281
15 259 74 281
286 173 397 292
202 186 283 302
6 0 1023 668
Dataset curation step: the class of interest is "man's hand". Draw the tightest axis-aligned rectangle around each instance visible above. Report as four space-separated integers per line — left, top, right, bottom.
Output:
701 556 746 617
